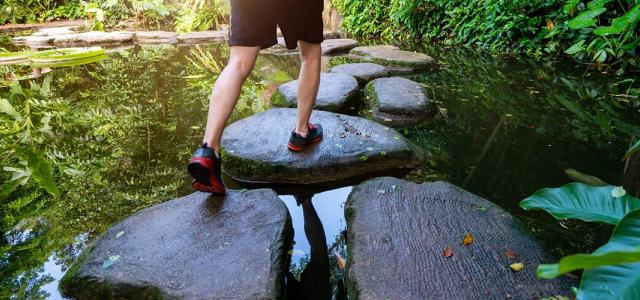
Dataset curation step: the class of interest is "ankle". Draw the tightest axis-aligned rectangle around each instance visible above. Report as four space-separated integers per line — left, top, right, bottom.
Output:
295 128 309 137
202 142 221 157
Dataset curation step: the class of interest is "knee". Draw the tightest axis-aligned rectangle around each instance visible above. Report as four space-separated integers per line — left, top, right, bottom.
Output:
226 58 255 79
300 46 321 65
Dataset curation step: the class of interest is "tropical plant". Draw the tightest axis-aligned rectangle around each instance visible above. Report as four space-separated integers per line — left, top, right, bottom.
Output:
175 0 228 33
521 143 640 299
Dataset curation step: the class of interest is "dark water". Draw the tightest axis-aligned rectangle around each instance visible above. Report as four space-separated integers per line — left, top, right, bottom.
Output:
1 37 638 299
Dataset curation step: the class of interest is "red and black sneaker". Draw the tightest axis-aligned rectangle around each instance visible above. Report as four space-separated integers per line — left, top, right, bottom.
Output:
287 123 323 152
188 143 226 194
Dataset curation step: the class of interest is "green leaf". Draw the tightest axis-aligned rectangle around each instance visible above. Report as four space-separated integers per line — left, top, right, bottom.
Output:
587 0 612 10
594 4 640 36
537 250 640 279
565 40 586 55
520 183 640 225
578 209 640 299
625 140 640 159
568 8 607 29
0 98 21 120
563 0 581 14
27 151 60 197
565 169 609 186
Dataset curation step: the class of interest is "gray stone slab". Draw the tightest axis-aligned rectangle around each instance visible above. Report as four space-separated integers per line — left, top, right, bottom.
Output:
134 31 177 44
346 178 578 300
60 190 292 300
329 63 388 85
321 38 358 55
365 77 432 127
271 72 359 112
53 31 134 46
221 108 424 190
350 45 436 70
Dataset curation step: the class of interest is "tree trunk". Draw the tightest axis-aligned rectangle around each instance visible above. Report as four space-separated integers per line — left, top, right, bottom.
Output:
623 152 640 198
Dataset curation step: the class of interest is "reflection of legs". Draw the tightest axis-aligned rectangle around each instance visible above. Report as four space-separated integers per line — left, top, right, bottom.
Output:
202 46 261 154
295 41 321 136
293 195 331 299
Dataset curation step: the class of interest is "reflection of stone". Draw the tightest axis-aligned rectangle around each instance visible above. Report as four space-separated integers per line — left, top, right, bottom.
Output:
221 108 424 190
272 73 359 112
134 31 178 44
176 30 228 45
346 178 578 299
329 63 388 85
365 77 433 128
60 190 292 299
350 45 436 71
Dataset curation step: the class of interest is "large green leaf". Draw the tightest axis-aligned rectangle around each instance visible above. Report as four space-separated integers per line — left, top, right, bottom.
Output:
578 209 640 299
520 183 640 225
568 8 607 29
26 151 60 197
625 140 640 159
0 98 21 120
537 250 640 279
594 4 640 36
563 0 581 14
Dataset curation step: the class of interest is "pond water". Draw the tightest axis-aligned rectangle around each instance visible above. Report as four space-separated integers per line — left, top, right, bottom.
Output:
1 36 639 299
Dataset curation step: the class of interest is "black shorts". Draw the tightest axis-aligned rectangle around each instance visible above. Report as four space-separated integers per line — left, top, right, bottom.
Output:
229 0 324 50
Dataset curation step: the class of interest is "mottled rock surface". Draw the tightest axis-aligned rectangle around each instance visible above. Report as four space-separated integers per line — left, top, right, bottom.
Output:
329 63 388 85
345 178 577 300
321 39 358 55
134 31 177 44
365 77 432 127
32 26 76 36
350 45 436 70
221 109 424 190
272 73 359 112
177 30 228 44
60 190 292 300
53 31 134 46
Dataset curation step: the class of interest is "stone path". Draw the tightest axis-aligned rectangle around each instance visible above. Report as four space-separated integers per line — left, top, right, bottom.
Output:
329 63 388 85
350 45 436 71
345 178 577 299
221 109 424 191
272 72 359 112
365 77 433 127
60 190 292 299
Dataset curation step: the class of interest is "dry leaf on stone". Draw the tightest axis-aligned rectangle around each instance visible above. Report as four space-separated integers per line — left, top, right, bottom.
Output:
510 263 524 271
463 233 473 245
443 246 454 258
504 248 518 259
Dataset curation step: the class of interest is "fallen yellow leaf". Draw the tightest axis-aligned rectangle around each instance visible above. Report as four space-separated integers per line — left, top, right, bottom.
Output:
463 233 473 245
510 263 525 272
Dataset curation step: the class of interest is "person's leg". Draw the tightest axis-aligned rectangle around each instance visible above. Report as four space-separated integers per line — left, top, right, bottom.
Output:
294 41 321 136
202 46 261 155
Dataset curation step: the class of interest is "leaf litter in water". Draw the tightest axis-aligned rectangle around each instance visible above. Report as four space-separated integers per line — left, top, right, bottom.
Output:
443 246 454 258
463 233 473 245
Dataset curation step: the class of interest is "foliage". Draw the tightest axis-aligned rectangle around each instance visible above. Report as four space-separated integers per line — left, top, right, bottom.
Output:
175 0 228 33
0 0 85 24
332 0 640 73
521 143 640 299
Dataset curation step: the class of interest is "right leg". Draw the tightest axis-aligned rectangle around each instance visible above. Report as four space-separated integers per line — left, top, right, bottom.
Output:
202 46 261 155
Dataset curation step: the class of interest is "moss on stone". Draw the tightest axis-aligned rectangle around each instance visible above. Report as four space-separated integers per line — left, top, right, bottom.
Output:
222 150 293 181
270 90 294 108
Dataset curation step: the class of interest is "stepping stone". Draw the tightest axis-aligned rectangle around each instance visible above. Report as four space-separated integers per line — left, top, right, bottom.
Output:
329 63 388 85
364 77 432 127
53 31 134 46
345 178 578 300
60 190 292 299
350 45 436 71
221 109 424 191
177 30 228 44
134 31 177 44
32 26 77 36
323 31 342 39
321 38 358 55
272 72 359 112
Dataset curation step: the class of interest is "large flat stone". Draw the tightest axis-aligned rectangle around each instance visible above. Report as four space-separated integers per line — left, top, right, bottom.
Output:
221 109 424 191
60 190 292 299
321 38 358 55
350 45 436 71
32 26 77 36
53 31 134 46
134 31 177 44
329 63 388 85
177 30 228 44
365 77 432 127
345 178 577 299
271 72 359 112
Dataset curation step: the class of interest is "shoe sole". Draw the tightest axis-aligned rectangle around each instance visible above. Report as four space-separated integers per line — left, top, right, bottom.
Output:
288 136 322 152
188 158 226 194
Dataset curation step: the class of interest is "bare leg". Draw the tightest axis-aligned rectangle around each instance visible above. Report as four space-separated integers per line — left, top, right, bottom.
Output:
295 41 322 136
202 46 261 154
